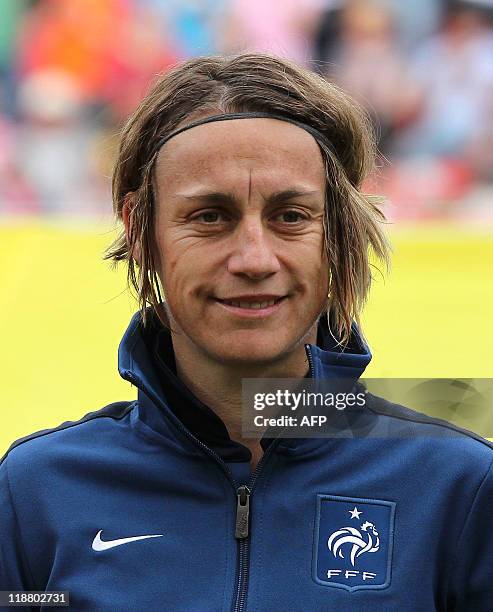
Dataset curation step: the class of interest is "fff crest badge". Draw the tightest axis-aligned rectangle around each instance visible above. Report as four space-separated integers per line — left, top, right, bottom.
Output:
313 494 396 592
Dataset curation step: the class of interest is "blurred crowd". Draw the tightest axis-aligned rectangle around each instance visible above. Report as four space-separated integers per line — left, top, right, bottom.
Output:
0 0 492 221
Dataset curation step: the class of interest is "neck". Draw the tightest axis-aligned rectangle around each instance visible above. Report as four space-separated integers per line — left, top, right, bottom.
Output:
170 328 317 460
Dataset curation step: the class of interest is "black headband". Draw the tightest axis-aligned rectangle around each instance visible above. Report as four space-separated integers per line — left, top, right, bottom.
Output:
152 112 336 158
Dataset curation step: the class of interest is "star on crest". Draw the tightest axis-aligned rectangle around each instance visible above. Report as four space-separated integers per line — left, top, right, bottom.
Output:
349 506 362 519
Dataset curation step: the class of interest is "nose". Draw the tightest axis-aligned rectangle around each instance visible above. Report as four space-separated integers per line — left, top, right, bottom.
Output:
227 215 281 280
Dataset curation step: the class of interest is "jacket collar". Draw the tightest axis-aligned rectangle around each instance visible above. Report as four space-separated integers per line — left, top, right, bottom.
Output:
118 308 372 460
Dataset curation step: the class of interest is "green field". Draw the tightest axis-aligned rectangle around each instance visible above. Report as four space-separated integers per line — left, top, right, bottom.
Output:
1 220 492 455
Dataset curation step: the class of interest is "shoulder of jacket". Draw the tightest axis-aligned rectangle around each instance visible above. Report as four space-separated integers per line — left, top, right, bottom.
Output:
0 400 136 467
366 391 493 454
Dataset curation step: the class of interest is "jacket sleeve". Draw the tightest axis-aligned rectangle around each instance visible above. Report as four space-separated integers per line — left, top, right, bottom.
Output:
448 456 493 611
0 455 36 596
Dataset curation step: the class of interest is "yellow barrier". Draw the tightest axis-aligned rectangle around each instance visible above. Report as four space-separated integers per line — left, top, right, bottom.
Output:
1 221 492 454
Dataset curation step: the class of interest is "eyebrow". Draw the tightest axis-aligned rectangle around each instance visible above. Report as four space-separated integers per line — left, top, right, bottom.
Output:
178 189 320 205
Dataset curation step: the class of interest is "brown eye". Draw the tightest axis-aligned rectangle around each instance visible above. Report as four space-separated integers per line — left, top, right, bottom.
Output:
282 211 303 223
193 210 228 224
273 210 305 223
201 212 221 223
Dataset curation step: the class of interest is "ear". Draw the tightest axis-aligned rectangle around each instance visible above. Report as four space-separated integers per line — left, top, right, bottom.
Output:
121 193 142 267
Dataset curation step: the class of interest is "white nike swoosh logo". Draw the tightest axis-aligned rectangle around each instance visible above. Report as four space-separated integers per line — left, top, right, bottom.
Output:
92 530 164 551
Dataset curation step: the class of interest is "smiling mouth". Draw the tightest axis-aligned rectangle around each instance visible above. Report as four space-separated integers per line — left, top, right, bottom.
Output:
215 296 286 310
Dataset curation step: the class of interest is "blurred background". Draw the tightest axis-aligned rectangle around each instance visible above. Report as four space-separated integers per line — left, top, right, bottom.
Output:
1 0 492 452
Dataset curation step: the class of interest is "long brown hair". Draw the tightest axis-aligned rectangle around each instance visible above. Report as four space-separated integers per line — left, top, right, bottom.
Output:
104 52 390 344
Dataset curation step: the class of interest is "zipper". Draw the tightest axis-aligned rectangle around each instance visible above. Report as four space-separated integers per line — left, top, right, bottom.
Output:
233 346 315 611
305 343 315 378
235 485 250 539
233 436 282 612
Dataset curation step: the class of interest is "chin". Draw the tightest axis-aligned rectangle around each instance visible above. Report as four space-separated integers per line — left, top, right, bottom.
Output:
205 331 295 365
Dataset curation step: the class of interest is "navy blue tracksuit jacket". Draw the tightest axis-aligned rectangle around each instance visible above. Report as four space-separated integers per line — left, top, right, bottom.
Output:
1 310 492 611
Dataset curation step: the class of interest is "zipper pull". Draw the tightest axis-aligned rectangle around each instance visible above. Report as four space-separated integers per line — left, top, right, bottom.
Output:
235 485 251 539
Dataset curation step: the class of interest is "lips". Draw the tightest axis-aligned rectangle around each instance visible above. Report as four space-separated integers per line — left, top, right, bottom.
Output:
220 298 278 309
214 296 286 310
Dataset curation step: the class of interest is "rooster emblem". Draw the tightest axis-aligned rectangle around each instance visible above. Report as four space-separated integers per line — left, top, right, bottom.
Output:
327 521 380 567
